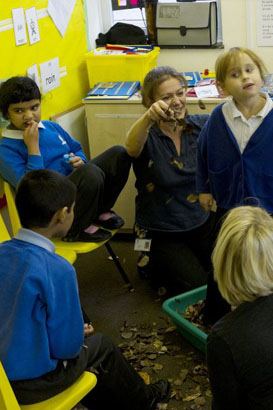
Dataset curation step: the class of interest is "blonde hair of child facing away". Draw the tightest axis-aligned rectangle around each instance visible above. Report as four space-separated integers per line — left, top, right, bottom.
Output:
212 206 273 307
141 66 188 108
215 47 267 87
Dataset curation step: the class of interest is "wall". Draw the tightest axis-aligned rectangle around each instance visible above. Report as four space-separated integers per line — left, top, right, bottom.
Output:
86 0 273 74
2 1 270 143
0 0 90 121
157 0 273 73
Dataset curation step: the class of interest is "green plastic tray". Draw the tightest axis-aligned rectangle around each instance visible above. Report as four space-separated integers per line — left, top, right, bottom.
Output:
162 286 207 353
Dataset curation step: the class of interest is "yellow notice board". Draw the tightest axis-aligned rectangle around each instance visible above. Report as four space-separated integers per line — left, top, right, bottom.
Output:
0 0 89 120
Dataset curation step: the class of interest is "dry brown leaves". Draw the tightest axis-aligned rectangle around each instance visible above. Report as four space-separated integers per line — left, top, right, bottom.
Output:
157 99 195 134
119 320 169 375
118 318 211 408
183 300 211 334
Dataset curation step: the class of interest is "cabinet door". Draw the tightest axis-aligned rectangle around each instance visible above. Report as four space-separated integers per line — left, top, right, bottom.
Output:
85 102 146 230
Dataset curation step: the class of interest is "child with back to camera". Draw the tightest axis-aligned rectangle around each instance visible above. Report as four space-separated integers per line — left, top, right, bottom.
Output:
0 76 131 243
196 47 273 324
0 169 170 410
207 206 273 410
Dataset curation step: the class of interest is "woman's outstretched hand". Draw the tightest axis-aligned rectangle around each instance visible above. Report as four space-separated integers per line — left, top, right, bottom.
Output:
147 100 174 122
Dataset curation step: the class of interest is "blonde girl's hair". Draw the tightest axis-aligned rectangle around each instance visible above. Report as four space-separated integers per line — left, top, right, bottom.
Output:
215 47 267 86
212 206 273 307
141 66 188 108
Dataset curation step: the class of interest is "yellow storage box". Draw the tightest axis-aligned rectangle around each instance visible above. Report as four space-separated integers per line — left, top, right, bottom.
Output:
85 47 160 88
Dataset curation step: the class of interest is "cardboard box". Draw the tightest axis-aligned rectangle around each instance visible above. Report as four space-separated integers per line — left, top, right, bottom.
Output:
156 1 217 46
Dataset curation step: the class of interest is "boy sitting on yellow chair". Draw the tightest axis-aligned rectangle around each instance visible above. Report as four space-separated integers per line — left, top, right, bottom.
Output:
0 169 170 410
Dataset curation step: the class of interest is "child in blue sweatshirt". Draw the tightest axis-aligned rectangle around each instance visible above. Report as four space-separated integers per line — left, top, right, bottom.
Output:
197 47 273 214
197 47 273 324
0 169 170 409
0 76 131 242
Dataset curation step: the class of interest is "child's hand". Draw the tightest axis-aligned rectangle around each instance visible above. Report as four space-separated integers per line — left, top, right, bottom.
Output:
84 323 94 337
199 193 214 211
23 121 40 155
68 153 84 169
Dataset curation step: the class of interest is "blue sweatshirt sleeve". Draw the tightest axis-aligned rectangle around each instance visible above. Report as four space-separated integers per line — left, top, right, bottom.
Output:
196 121 211 194
0 121 87 187
49 122 87 163
0 140 45 188
45 259 84 359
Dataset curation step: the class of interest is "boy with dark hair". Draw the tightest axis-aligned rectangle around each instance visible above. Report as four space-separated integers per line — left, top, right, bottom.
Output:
0 76 131 243
15 168 76 230
0 169 170 409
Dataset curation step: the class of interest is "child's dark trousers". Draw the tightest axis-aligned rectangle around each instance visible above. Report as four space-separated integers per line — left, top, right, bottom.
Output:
11 333 154 410
68 145 131 235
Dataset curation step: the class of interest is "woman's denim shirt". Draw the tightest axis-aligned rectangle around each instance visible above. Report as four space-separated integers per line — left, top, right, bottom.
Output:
133 114 210 232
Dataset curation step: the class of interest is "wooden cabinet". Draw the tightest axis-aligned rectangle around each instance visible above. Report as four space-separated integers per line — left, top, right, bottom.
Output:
186 97 227 115
84 96 227 230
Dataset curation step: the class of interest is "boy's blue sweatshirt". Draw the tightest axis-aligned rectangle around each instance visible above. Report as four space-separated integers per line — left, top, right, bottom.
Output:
196 105 273 213
0 121 87 187
0 230 84 381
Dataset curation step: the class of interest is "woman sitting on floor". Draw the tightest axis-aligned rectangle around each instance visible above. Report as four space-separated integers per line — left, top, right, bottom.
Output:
207 205 273 410
125 66 216 295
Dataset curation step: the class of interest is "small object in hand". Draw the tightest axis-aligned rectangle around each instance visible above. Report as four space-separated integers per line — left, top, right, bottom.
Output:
63 153 75 163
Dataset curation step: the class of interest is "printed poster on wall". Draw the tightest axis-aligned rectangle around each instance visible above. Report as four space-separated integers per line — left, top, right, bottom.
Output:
40 57 60 94
12 8 28 46
257 0 273 46
25 7 40 45
27 64 40 89
47 0 76 37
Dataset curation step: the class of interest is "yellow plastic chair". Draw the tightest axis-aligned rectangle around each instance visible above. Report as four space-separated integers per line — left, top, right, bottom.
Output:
0 361 97 410
0 212 11 243
3 181 133 289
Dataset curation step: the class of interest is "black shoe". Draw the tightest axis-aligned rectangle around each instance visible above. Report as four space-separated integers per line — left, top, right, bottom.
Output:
148 379 171 410
97 212 124 230
63 228 112 243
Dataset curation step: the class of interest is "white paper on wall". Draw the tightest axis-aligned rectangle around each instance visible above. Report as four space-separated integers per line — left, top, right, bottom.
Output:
257 0 273 46
40 57 60 94
25 7 40 45
27 64 41 89
47 0 76 37
12 8 27 46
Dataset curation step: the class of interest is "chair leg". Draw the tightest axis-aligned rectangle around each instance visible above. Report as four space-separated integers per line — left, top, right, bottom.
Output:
104 242 134 291
81 306 91 324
